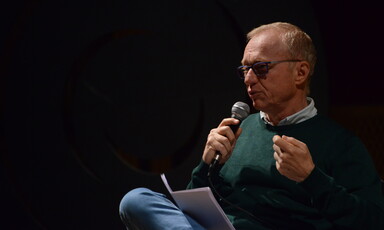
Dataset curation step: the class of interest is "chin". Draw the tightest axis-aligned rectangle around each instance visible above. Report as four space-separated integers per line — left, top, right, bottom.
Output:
252 99 275 113
251 100 263 112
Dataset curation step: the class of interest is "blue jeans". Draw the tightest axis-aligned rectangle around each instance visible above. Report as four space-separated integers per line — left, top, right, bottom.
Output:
119 188 206 230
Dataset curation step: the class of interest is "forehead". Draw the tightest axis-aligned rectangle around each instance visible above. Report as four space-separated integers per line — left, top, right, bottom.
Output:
242 30 287 64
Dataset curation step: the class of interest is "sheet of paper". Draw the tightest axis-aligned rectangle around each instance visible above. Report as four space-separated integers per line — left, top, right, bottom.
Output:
161 174 235 230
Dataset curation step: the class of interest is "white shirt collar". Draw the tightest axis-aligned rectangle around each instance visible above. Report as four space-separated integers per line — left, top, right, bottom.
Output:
260 97 317 126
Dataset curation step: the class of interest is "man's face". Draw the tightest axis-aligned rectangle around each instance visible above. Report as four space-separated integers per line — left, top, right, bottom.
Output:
242 30 299 114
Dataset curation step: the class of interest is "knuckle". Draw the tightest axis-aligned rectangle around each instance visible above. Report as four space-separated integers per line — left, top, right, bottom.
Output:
209 128 218 135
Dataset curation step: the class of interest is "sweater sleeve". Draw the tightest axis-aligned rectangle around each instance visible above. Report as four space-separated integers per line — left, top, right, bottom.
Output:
299 135 384 229
186 160 224 189
186 160 210 189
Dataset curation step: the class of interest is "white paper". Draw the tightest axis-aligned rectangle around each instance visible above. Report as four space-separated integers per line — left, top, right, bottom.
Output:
160 174 235 230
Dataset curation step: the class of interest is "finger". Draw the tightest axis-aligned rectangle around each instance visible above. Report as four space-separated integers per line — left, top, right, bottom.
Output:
207 125 238 155
207 132 231 155
275 160 281 170
273 144 282 156
273 135 294 153
215 126 237 145
282 135 305 147
220 150 233 163
274 150 295 166
276 161 290 175
275 158 295 176
217 118 242 144
273 135 285 152
206 142 228 159
213 133 232 154
274 151 282 163
282 136 309 154
218 118 240 128
217 126 235 146
272 135 281 143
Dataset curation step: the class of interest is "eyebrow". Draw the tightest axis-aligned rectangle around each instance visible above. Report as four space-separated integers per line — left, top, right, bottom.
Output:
241 60 266 66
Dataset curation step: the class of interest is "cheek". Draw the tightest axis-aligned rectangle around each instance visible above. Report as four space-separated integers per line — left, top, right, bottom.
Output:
260 79 295 102
258 80 276 97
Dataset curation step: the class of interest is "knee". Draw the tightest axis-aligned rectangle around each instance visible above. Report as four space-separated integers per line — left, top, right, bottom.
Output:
119 187 155 216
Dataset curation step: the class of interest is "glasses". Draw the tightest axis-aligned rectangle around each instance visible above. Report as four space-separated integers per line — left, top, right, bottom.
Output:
237 60 302 79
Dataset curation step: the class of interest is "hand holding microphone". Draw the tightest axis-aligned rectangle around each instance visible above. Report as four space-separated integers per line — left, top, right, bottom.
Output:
204 102 250 174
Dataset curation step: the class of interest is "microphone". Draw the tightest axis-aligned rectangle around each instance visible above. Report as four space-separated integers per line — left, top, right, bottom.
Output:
208 101 250 174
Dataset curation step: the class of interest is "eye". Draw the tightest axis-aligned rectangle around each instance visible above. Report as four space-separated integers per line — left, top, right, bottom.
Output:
255 63 267 70
242 66 250 72
237 66 251 79
253 62 269 75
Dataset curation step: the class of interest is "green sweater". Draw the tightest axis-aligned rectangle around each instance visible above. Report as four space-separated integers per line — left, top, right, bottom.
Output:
187 113 384 229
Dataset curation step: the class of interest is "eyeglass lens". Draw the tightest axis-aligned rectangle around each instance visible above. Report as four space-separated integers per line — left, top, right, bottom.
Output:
253 63 268 76
238 62 269 79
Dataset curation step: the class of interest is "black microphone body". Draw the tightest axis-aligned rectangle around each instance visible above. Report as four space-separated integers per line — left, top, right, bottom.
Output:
208 102 250 175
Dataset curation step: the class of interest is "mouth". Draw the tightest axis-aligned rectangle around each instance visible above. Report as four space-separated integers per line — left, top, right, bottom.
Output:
247 89 265 103
248 90 261 97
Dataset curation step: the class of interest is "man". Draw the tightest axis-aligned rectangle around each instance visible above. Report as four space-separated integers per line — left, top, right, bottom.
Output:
119 22 384 229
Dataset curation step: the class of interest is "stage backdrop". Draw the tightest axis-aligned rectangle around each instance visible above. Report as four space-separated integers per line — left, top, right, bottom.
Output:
1 0 383 229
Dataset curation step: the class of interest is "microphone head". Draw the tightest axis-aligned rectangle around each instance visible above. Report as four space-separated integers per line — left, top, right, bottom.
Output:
231 101 250 121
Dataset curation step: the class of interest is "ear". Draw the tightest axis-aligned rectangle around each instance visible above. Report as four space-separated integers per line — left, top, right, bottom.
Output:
295 61 310 86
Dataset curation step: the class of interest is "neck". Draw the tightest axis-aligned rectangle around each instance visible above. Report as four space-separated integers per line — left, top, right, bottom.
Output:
264 96 308 126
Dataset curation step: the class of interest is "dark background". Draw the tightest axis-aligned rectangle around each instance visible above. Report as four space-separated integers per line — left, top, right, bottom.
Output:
1 0 383 229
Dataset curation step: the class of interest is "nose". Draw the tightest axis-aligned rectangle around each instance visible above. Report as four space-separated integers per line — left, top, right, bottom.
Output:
244 68 258 85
